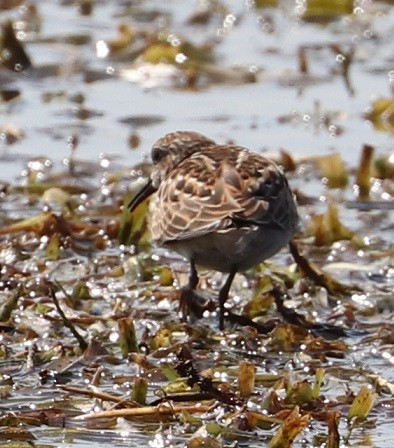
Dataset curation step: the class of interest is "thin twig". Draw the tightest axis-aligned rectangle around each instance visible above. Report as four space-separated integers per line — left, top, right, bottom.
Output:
58 384 137 407
78 403 214 420
50 287 88 351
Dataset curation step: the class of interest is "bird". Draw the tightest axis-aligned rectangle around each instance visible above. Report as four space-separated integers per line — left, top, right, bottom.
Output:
129 131 299 330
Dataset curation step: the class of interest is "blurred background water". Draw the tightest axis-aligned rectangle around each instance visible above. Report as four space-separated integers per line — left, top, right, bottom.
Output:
0 0 393 184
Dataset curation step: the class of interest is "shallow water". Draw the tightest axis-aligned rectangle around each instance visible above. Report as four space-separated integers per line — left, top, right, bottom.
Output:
0 1 393 448
0 0 393 182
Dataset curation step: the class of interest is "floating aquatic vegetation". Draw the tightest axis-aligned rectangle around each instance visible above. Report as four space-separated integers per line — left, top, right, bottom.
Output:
0 123 24 145
277 101 346 136
347 385 377 423
128 131 141 149
96 23 136 58
295 43 355 96
118 28 258 89
306 202 361 247
365 97 394 133
118 192 150 247
355 144 374 201
0 20 31 71
269 406 310 448
345 385 377 444
373 153 394 180
254 0 279 8
0 285 21 322
0 1 24 11
118 114 165 127
118 317 139 357
78 0 93 17
302 0 354 22
238 361 256 398
0 88 20 102
315 153 349 188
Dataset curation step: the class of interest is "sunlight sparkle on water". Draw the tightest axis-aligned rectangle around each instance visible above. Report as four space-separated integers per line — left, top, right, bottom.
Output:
214 371 229 382
167 33 180 47
27 159 51 171
149 433 174 448
382 352 394 364
175 53 187 64
217 13 236 36
354 6 365 14
294 0 306 15
232 294 242 304
351 293 372 308
319 194 327 202
120 429 131 438
371 179 381 193
0 247 16 264
100 158 110 169
202 309 212 318
109 331 119 343
101 185 111 195
96 40 110 58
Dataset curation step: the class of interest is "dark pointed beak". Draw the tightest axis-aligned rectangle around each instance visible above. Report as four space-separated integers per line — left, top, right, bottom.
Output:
128 178 156 212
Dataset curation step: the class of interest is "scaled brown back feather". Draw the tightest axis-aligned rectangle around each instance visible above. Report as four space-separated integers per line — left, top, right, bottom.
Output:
150 144 297 244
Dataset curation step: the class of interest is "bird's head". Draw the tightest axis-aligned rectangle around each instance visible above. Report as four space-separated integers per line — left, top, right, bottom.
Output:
150 131 215 187
129 131 215 212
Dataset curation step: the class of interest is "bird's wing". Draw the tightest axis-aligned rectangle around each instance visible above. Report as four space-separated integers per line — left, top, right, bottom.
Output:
150 154 242 243
230 151 298 232
150 146 297 244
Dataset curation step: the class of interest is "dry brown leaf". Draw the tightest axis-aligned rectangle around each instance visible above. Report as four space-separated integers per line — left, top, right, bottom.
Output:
269 406 310 448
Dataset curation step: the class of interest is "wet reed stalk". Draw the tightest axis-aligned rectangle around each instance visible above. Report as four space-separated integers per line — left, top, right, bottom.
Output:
356 144 374 201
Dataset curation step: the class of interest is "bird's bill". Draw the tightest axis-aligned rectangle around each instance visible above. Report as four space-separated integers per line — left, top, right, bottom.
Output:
128 179 156 211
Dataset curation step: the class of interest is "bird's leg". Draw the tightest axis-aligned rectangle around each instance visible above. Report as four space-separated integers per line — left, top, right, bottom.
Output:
179 259 200 321
189 259 199 290
218 268 237 331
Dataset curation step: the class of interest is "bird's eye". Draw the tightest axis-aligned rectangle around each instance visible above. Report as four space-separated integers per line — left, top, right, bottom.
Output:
151 148 165 164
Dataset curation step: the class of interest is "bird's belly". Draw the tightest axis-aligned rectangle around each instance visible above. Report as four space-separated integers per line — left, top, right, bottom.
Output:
163 226 294 273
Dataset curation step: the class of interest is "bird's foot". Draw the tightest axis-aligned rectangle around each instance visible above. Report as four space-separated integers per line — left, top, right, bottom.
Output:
179 285 215 322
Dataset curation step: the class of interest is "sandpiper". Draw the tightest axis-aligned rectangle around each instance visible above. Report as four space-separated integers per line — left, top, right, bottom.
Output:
129 131 299 329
